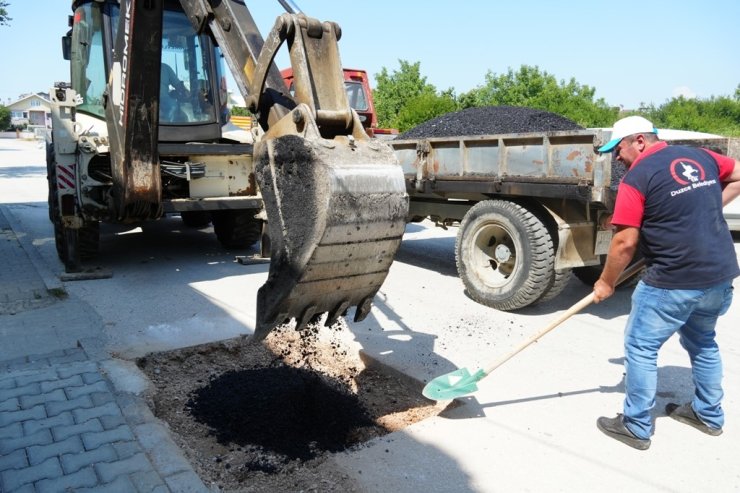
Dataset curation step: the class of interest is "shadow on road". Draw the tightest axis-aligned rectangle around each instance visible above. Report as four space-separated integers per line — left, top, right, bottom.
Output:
441 360 694 421
0 165 47 178
393 230 458 278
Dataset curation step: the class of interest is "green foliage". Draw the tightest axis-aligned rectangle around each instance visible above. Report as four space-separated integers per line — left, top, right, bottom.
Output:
395 92 457 132
458 65 617 127
0 1 10 26
370 60 739 137
372 60 438 129
0 105 10 130
230 106 251 117
639 95 740 137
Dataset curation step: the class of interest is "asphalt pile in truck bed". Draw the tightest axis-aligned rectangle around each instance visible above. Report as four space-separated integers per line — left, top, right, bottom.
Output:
396 105 583 140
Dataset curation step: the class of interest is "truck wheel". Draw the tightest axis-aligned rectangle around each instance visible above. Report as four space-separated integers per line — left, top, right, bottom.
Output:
456 200 554 311
212 209 262 249
538 268 573 303
181 211 211 228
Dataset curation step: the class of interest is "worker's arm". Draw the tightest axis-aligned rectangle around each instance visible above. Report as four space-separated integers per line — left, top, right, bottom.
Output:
722 159 740 207
593 226 640 303
162 64 188 97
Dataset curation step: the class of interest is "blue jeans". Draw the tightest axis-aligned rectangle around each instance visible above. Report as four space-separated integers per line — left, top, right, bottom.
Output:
622 280 734 439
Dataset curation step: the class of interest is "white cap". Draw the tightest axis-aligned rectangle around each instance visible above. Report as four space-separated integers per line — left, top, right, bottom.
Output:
599 116 658 153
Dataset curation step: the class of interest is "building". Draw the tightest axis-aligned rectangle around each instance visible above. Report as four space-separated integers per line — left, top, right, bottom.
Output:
7 93 51 129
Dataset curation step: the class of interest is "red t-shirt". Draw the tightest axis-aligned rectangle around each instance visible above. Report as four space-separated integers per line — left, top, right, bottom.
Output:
611 143 739 288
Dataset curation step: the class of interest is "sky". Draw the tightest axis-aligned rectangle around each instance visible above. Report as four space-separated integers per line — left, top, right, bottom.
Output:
1 1 739 109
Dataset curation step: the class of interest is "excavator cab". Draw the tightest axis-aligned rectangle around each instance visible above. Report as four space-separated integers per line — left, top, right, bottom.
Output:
67 1 226 141
53 0 407 340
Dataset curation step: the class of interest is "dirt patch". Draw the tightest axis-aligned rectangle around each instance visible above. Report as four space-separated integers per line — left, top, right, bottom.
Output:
137 323 445 492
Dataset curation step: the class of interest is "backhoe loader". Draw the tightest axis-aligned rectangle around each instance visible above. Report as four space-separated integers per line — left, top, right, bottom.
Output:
47 0 408 339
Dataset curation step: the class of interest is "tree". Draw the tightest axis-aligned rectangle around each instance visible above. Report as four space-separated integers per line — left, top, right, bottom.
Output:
394 92 457 132
373 60 438 129
458 65 618 128
230 106 251 117
640 94 740 137
0 105 10 130
0 1 11 26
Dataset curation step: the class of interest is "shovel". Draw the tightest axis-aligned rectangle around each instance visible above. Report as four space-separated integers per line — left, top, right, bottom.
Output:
422 259 646 400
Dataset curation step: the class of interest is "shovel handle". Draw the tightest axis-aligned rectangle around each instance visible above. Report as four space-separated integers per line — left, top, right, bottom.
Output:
482 258 646 376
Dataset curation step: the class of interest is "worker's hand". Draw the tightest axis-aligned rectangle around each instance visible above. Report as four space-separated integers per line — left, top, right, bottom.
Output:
592 278 615 304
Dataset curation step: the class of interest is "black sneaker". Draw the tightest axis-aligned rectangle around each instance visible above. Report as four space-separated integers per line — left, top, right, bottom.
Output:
597 415 651 450
665 403 723 436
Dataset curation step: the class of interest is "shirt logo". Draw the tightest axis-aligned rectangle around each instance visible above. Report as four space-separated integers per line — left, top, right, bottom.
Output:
670 158 705 185
668 157 716 197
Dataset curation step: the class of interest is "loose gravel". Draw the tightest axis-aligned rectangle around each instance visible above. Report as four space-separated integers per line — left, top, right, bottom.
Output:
396 106 583 140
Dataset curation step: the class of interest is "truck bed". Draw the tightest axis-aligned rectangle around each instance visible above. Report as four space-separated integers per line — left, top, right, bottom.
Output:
391 129 612 207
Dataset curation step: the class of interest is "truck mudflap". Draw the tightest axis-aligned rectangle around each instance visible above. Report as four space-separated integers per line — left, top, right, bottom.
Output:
253 112 408 340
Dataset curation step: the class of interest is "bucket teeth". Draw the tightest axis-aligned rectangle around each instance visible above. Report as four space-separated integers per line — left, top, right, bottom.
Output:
296 305 318 332
252 130 407 341
325 300 351 327
353 297 373 323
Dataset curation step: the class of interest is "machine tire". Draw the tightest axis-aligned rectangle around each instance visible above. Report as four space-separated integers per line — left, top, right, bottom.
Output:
181 210 211 228
455 199 554 311
78 222 100 260
47 150 99 272
52 215 99 273
46 142 55 222
212 209 262 249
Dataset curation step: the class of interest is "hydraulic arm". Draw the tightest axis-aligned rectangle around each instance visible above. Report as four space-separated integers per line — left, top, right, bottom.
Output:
105 0 164 221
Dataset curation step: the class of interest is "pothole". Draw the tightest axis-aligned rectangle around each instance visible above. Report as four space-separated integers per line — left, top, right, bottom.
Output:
136 323 447 492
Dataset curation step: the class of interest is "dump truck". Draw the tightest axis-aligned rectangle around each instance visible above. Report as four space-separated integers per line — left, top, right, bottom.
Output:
390 111 740 311
47 0 408 339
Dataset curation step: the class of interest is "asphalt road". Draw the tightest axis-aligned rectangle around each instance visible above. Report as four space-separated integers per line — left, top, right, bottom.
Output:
3 136 740 492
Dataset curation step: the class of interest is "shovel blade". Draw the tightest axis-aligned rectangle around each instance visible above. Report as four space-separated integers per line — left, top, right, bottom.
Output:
422 368 486 400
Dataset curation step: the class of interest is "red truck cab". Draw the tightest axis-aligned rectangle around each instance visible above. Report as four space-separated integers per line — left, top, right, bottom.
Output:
280 67 397 139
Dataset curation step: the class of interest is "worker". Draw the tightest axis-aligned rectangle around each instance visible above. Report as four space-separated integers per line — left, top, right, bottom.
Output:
592 115 740 450
160 62 189 122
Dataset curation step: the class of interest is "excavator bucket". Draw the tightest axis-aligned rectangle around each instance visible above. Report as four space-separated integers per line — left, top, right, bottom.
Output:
252 105 408 340
235 12 408 339
187 5 409 339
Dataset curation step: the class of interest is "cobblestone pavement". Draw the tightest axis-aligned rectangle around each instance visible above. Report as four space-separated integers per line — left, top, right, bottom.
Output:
0 202 210 492
0 208 55 316
0 347 208 492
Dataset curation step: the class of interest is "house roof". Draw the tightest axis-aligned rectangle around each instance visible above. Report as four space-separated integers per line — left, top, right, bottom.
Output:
8 92 51 106
7 93 52 112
